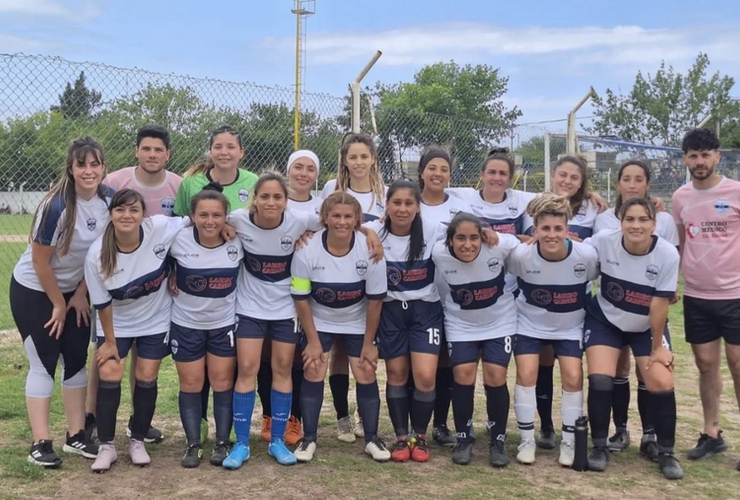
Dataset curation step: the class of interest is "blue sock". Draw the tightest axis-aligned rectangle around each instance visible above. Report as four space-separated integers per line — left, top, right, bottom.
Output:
233 390 255 445
271 388 292 442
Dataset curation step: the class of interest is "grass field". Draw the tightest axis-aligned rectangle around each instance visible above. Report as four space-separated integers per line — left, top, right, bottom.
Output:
2 297 740 500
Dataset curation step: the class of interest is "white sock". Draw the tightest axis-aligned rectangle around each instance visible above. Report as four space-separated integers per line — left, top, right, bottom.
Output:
514 385 536 441
561 389 583 444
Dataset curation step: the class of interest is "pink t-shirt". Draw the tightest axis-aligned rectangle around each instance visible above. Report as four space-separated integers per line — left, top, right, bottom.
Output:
104 167 182 216
672 176 740 300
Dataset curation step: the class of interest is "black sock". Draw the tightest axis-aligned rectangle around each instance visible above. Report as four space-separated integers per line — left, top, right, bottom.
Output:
200 373 210 421
411 388 436 436
433 367 453 428
356 382 380 443
213 389 233 442
291 364 303 420
386 383 409 437
452 382 475 442
179 391 202 445
485 384 509 444
329 374 350 420
96 380 121 443
257 361 272 417
536 365 554 432
611 377 630 430
407 371 416 400
300 379 324 441
637 383 654 435
587 375 613 446
651 390 676 453
131 379 158 442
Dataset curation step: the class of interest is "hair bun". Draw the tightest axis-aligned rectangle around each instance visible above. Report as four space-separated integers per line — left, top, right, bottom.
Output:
202 182 224 193
488 147 510 156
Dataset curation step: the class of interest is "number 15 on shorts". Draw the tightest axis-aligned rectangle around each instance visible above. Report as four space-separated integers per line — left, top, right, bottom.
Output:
427 328 440 346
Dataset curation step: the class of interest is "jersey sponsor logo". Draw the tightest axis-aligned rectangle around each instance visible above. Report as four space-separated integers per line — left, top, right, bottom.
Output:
161 198 175 216
356 260 368 276
153 244 166 259
605 281 625 302
573 263 586 278
444 269 457 274
280 235 294 251
227 245 239 261
645 265 659 281
170 338 179 355
246 256 262 273
606 259 620 266
531 288 553 306
454 288 474 306
123 285 144 299
387 266 402 286
185 275 208 293
487 257 501 274
86 217 97 231
507 204 518 216
715 199 730 216
238 189 249 203
315 288 336 303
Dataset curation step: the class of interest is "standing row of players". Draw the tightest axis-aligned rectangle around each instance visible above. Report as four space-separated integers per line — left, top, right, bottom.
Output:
11 125 739 481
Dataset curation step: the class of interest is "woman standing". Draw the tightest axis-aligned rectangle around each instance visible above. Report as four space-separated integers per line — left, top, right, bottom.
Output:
10 137 111 467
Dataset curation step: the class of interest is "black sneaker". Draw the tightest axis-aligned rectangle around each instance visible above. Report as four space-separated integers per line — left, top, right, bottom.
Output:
210 441 230 466
84 413 97 442
489 440 510 468
658 453 684 480
127 416 165 444
536 428 557 450
181 444 203 468
687 432 728 460
607 429 630 452
451 440 473 465
63 430 99 459
433 425 457 447
588 446 610 472
28 440 62 468
639 436 659 462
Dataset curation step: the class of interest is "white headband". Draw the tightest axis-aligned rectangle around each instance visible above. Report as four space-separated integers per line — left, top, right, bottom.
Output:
287 150 320 174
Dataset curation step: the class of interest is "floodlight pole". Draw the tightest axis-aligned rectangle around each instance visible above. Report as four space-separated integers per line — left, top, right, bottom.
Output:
351 51 382 133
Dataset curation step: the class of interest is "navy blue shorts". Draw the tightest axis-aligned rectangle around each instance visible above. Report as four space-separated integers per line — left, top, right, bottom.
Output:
235 315 300 344
302 332 365 358
170 323 236 362
583 305 672 358
515 334 583 359
448 336 514 367
377 300 444 359
96 332 170 361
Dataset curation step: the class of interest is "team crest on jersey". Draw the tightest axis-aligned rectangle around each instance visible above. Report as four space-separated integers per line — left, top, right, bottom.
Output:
507 204 518 216
356 260 368 276
387 266 402 286
455 289 474 306
161 198 175 216
715 199 730 216
238 189 249 203
531 289 553 306
487 258 500 273
246 256 262 273
605 282 625 302
281 236 294 251
576 206 587 222
573 263 586 278
315 288 336 303
170 339 179 355
645 265 659 281
186 275 208 293
153 244 166 259
86 218 97 231
227 245 239 262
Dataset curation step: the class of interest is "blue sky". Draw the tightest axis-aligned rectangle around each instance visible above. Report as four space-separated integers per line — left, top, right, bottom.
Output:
2 0 740 126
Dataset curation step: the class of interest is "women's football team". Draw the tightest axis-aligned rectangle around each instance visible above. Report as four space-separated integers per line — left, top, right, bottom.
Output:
12 126 686 480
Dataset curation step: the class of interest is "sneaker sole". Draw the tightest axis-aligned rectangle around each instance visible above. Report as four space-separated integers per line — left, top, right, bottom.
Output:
688 443 729 460
181 461 201 468
27 455 62 468
62 444 97 459
269 452 297 466
517 457 535 465
91 461 116 473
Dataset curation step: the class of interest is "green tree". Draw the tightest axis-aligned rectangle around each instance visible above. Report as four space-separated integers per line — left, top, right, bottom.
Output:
51 71 102 120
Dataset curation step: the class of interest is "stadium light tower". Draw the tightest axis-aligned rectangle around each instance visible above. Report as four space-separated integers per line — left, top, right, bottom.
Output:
292 0 315 150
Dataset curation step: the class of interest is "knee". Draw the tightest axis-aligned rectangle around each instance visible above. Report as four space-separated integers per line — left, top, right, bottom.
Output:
695 357 718 375
386 364 409 386
516 365 538 387
644 373 674 393
352 365 376 385
453 366 477 385
179 373 204 393
99 361 124 382
61 367 88 390
26 367 55 398
561 370 583 393
237 359 259 380
135 365 160 383
412 371 436 392
588 374 614 392
208 368 234 392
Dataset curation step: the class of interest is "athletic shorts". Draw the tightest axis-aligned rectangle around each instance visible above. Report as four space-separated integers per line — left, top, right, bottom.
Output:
170 323 236 362
96 332 170 360
514 334 583 359
302 332 366 358
583 305 671 358
377 300 443 359
10 277 89 380
447 336 515 367
684 296 740 345
235 315 300 344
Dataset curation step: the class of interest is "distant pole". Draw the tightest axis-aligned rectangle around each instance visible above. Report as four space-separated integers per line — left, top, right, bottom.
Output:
567 87 595 155
544 132 551 191
292 1 315 150
351 51 382 133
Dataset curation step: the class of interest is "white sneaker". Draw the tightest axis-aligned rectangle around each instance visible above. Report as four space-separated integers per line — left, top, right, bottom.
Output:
558 440 575 467
128 439 151 467
294 439 317 462
92 443 117 473
337 416 356 443
516 437 536 465
354 408 364 438
364 438 391 462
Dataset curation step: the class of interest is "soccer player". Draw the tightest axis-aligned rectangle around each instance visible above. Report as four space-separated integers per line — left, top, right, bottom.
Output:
169 184 241 468
10 137 110 467
583 198 682 480
672 128 740 467
291 192 391 463
506 192 598 466
84 190 189 472
432 212 519 467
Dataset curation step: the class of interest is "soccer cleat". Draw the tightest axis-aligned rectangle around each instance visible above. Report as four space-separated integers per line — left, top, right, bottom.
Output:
181 444 203 468
91 443 117 473
126 416 164 444
639 435 659 462
411 436 430 463
268 439 297 466
201 419 209 444
391 438 411 462
222 442 251 470
128 439 151 467
337 416 356 443
284 415 302 446
658 453 684 480
489 440 510 468
364 437 391 462
607 429 630 452
588 446 610 472
210 441 230 466
84 413 97 442
537 428 557 450
354 408 365 438
517 437 536 465
558 440 575 467
261 416 272 443
687 432 728 460
28 440 62 468
294 438 317 463
451 440 473 465
433 425 457 447
63 430 99 458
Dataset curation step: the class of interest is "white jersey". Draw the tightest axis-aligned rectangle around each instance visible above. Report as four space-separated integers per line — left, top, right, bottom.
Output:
229 208 320 321
585 229 679 333
291 230 387 335
506 241 599 341
567 199 600 240
593 208 679 246
320 179 388 222
364 219 445 303
85 215 189 338
420 194 470 224
13 188 115 294
431 234 519 342
169 226 243 329
288 195 323 215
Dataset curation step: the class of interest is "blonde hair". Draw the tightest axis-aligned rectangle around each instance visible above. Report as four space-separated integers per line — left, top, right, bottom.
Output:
526 192 573 227
334 133 384 212
319 191 362 231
